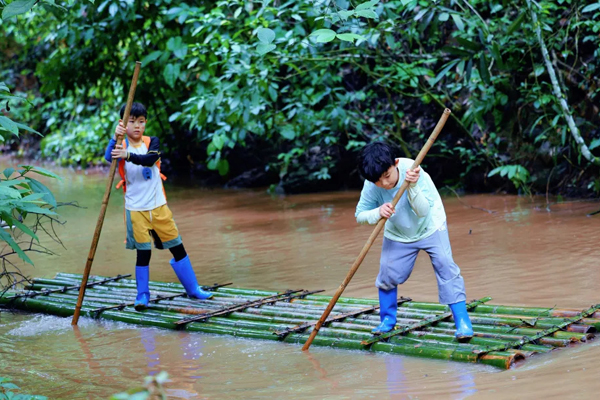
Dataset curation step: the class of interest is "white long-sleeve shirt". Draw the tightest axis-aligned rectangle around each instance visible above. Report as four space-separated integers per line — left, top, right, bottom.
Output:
355 158 446 243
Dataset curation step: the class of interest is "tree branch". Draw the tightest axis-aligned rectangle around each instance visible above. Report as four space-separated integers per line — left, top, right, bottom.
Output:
528 2 600 166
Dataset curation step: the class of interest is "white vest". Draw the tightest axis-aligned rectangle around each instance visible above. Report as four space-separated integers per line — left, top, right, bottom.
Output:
124 141 166 211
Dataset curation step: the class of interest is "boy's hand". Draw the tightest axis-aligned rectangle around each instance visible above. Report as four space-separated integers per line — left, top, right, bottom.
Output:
111 144 128 160
114 121 126 141
379 203 395 219
405 166 421 184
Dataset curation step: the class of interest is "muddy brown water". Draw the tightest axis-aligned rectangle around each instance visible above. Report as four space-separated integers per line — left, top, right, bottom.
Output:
1 164 599 399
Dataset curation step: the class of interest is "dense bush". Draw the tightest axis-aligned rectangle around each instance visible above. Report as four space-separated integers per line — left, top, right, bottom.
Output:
1 0 599 194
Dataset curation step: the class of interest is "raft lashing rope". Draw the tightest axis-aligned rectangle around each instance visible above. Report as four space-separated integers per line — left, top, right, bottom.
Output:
1 273 599 370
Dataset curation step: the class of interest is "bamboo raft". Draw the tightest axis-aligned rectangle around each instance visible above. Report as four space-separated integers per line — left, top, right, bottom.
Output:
1 273 599 370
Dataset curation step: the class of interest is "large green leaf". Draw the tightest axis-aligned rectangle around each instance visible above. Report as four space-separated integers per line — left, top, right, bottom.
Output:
2 168 15 179
336 10 354 20
1 0 37 19
336 33 365 43
13 121 40 135
211 134 225 150
491 42 504 69
506 13 526 35
0 186 21 199
280 125 296 140
25 178 57 208
430 60 459 86
355 9 378 19
19 166 61 180
15 202 56 215
451 14 465 31
456 37 482 51
0 180 22 188
0 211 38 243
20 193 47 203
310 29 337 43
257 27 275 44
166 36 187 59
356 0 379 11
163 64 180 88
582 3 600 13
0 228 33 265
257 43 276 55
479 55 491 84
0 116 18 135
441 46 473 57
217 159 229 176
488 166 502 177
141 51 163 66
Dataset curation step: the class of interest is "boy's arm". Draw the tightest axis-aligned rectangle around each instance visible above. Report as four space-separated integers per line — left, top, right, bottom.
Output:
407 170 434 218
104 138 117 163
355 181 382 225
127 137 161 167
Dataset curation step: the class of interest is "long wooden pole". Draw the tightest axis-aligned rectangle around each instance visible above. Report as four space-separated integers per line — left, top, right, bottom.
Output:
302 108 452 350
71 61 142 325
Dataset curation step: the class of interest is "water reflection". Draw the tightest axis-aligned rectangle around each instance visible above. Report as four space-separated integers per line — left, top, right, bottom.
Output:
302 352 339 391
138 328 202 399
385 355 405 397
140 328 161 371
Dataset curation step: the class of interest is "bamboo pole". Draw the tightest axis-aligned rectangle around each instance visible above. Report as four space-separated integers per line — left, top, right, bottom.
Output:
71 61 142 325
302 108 452 351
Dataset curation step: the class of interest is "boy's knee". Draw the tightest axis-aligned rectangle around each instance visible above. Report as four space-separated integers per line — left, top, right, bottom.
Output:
437 274 466 305
395 270 412 284
378 261 412 288
433 257 461 282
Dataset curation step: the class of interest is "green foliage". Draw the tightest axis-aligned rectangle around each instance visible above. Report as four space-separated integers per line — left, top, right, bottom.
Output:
0 82 40 141
2 0 600 194
110 372 168 400
488 164 531 193
38 87 126 166
0 376 47 400
0 77 60 265
0 166 59 265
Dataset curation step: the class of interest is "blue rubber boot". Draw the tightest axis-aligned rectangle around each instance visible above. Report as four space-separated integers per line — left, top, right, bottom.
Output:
134 266 150 311
372 287 398 335
170 256 213 300
449 301 474 341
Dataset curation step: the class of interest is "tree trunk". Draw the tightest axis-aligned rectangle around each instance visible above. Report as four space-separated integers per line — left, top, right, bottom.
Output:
528 2 600 166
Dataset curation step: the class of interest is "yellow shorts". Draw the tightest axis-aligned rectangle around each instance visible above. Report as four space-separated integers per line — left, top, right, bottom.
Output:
125 205 182 250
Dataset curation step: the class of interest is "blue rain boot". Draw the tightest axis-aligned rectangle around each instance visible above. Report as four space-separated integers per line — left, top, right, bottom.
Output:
372 287 398 335
449 301 474 341
170 255 213 300
134 266 150 311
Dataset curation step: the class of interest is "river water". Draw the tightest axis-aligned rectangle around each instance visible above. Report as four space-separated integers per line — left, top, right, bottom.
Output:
1 165 599 399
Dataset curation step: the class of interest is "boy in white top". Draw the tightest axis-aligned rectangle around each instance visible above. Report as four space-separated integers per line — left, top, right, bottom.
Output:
105 102 212 310
355 142 473 340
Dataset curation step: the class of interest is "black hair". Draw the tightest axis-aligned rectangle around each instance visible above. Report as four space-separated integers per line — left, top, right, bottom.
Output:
358 141 397 183
120 102 147 119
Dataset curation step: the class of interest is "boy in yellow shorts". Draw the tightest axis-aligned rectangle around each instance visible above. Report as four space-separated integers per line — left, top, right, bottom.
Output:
105 102 212 310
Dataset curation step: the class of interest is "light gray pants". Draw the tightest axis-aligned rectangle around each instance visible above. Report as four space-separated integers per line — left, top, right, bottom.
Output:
376 223 467 305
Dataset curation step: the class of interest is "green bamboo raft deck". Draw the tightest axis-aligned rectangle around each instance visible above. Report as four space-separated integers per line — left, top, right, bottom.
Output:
1 273 599 370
